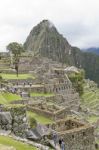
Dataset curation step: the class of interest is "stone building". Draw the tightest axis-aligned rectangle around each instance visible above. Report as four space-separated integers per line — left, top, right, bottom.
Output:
49 119 95 150
27 103 70 121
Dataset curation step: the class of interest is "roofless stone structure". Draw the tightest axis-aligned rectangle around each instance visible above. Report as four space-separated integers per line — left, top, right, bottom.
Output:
49 119 95 150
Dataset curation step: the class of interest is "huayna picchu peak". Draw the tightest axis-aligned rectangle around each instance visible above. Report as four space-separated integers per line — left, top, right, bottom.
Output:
24 20 99 85
24 19 72 63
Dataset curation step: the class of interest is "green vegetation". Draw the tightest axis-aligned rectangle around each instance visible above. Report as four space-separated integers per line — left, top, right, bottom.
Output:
0 73 35 80
31 92 54 97
29 117 37 128
0 92 22 104
7 42 25 77
3 104 26 110
81 80 99 149
27 111 54 125
82 52 99 85
87 115 99 123
81 85 99 110
68 70 85 95
95 140 99 150
0 136 37 150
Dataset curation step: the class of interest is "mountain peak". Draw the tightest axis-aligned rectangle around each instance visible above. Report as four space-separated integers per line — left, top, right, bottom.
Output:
40 19 55 28
24 20 71 62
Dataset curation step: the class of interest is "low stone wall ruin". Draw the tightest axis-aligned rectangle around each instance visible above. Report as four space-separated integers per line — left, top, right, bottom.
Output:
27 106 70 121
50 119 84 131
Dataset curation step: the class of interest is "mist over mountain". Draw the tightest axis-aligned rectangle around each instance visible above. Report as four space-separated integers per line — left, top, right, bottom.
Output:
24 20 99 84
83 47 99 55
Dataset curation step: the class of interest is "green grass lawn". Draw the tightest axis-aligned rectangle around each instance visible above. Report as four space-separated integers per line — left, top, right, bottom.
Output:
0 73 35 80
27 111 54 125
31 92 54 97
0 92 22 104
0 136 37 150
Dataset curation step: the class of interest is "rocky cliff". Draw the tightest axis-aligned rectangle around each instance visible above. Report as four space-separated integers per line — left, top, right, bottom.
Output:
24 20 99 84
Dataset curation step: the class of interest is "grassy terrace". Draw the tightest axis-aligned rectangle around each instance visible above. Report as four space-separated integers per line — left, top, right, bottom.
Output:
0 73 35 80
27 111 54 125
30 92 54 97
0 92 22 104
0 136 37 150
81 86 99 110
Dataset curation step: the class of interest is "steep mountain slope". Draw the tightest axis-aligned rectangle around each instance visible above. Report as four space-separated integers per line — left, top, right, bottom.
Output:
24 20 99 84
71 47 99 84
24 20 75 64
81 80 99 112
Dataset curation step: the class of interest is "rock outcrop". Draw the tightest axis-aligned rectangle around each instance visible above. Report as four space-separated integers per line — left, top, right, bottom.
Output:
0 112 12 130
0 106 28 138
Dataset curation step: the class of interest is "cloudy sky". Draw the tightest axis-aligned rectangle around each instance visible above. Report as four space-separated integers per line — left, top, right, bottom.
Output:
0 0 99 51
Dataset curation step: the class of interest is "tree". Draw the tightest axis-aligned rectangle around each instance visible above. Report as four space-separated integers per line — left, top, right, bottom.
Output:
6 42 24 77
68 69 85 96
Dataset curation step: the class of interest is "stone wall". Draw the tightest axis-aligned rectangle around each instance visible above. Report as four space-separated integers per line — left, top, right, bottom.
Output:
6 79 34 85
10 97 45 105
9 84 45 93
10 106 28 137
53 108 71 121
0 112 12 131
50 119 84 131
27 106 70 121
46 93 80 111
10 99 34 105
60 126 95 150
0 105 29 137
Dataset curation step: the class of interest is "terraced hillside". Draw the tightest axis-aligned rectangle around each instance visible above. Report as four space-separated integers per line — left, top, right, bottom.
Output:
0 92 22 104
81 80 99 146
81 80 99 112
0 57 10 70
27 111 54 125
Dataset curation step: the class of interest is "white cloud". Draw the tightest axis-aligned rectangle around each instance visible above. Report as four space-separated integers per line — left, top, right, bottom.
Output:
0 0 99 51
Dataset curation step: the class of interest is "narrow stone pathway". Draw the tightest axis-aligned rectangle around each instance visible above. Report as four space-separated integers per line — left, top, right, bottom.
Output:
49 140 60 150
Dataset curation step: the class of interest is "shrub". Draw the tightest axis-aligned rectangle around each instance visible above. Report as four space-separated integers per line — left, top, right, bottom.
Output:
29 117 37 128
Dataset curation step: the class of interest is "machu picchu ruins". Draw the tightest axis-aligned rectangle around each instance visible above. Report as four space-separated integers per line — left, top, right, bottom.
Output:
0 17 99 150
0 51 96 150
